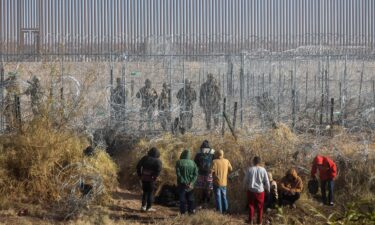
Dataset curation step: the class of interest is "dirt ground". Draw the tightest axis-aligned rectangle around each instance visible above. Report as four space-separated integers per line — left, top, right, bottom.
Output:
108 188 179 224
0 188 175 225
0 186 341 225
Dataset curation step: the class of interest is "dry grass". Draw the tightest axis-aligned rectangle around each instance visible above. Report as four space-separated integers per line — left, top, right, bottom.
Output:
68 214 130 225
120 123 375 224
0 116 118 206
67 209 242 225
122 123 299 206
0 61 119 209
158 210 242 225
1 60 374 223
0 121 373 224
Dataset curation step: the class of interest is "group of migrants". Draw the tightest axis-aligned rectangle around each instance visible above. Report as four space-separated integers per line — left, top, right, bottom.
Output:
3 73 44 131
111 74 221 132
136 142 337 224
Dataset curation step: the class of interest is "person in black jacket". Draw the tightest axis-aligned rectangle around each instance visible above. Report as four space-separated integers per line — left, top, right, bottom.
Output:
136 147 162 212
194 140 215 209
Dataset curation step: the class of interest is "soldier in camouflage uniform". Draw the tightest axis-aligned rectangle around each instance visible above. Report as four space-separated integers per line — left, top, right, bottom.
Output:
199 74 221 130
176 79 197 131
24 76 44 116
158 82 171 131
136 79 158 130
111 77 127 120
4 73 21 131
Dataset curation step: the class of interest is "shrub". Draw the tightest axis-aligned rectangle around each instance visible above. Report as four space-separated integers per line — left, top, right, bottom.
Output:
0 117 118 206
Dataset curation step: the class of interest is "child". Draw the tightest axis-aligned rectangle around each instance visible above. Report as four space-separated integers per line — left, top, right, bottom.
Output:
265 172 278 209
243 156 270 225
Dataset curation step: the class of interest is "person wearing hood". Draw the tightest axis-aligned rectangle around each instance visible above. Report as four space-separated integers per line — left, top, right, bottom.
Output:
194 140 215 208
278 168 303 208
176 149 199 214
211 149 232 213
311 155 337 206
136 147 162 212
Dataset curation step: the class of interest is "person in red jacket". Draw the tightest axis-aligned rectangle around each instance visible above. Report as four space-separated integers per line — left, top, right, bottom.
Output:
311 155 337 206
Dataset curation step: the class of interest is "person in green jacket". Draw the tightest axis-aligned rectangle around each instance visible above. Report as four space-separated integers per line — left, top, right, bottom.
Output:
176 149 199 214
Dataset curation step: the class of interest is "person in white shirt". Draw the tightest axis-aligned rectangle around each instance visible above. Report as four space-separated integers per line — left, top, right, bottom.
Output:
243 156 270 224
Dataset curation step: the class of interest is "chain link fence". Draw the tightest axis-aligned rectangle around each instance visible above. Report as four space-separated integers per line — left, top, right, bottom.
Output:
1 53 375 136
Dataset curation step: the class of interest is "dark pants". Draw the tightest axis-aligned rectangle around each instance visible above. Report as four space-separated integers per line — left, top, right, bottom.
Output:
265 192 277 209
321 179 334 204
178 185 195 214
139 107 154 130
203 108 219 130
159 110 171 131
179 110 194 130
279 192 300 206
112 105 124 120
142 181 154 209
195 188 212 206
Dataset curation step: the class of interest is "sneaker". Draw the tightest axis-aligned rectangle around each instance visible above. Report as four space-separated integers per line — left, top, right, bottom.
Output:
245 220 253 224
141 206 147 211
329 202 334 206
290 204 297 209
146 208 156 212
188 210 196 215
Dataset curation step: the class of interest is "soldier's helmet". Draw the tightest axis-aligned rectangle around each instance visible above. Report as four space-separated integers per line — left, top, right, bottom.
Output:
162 82 168 89
207 73 214 82
184 79 192 88
31 75 40 84
145 79 151 88
5 72 18 90
116 77 121 85
7 72 17 81
185 79 191 84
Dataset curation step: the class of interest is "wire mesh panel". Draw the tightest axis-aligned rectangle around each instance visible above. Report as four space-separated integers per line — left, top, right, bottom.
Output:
1 54 375 136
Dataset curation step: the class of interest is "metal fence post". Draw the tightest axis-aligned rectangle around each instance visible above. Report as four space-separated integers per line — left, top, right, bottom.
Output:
0 60 4 132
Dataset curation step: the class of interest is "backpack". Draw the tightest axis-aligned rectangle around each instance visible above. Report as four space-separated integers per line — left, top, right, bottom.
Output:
155 185 179 207
308 179 319 195
199 152 213 174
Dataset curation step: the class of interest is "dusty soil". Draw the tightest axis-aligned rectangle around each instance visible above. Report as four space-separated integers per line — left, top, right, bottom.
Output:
108 188 179 224
0 188 177 225
0 187 340 225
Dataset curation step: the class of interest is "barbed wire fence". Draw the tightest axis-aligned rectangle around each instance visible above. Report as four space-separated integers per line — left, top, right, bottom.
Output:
1 43 375 217
1 1 375 217
1 36 375 161
1 51 375 135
